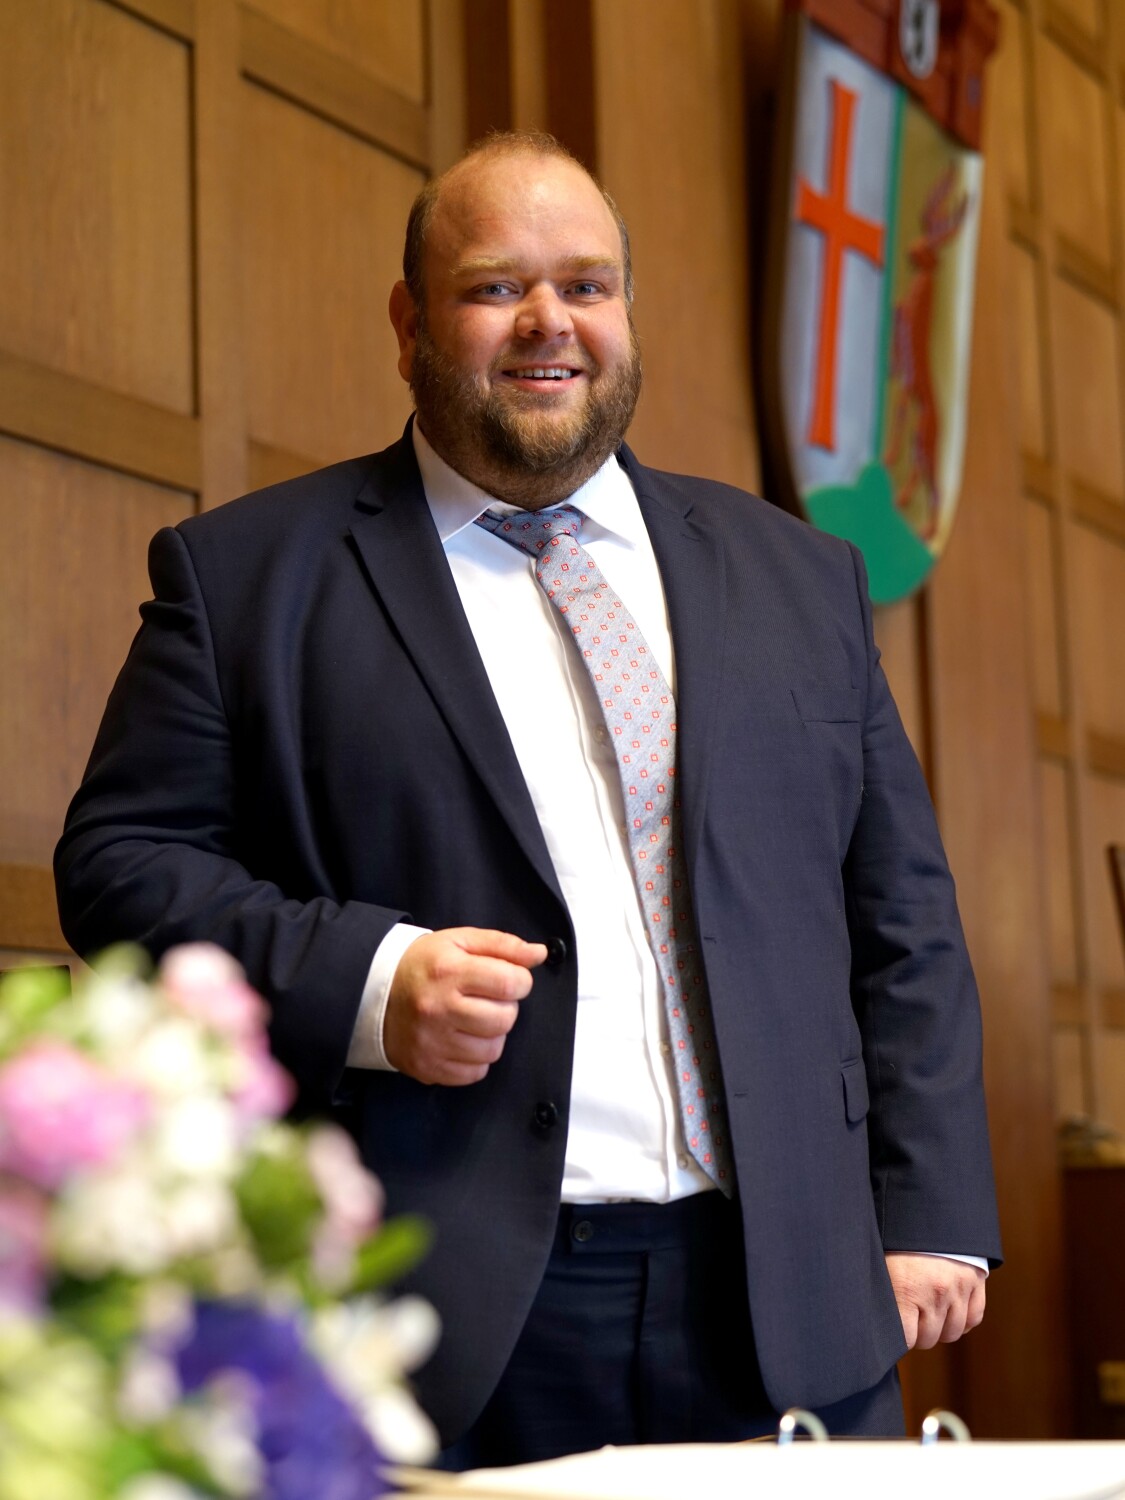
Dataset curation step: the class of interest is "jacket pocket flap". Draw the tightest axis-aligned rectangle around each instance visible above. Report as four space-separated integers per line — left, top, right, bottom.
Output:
841 1059 870 1124
792 685 861 723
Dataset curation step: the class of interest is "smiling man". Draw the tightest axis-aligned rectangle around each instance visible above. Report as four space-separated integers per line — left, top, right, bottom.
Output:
56 133 1001 1467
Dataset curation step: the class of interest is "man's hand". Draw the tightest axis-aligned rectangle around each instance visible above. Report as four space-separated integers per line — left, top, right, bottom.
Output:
384 927 548 1086
885 1253 987 1350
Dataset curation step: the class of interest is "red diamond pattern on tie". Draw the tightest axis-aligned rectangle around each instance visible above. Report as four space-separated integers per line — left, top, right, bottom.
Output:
476 504 732 1196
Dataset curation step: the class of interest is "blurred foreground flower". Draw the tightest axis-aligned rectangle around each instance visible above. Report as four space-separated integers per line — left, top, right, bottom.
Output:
0 945 437 1499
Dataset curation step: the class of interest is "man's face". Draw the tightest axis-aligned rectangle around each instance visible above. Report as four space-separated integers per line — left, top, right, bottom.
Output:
389 152 641 507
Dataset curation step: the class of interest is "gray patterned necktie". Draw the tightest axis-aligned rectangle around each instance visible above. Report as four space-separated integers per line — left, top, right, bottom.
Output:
476 503 732 1195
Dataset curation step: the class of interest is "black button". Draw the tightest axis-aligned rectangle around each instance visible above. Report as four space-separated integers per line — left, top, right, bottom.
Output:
545 936 567 968
533 1101 559 1129
572 1219 594 1243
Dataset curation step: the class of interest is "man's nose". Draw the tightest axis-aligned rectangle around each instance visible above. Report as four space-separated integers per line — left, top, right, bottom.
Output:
514 285 573 342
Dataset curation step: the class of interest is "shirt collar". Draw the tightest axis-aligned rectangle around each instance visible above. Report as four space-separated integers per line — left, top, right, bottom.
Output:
412 422 644 548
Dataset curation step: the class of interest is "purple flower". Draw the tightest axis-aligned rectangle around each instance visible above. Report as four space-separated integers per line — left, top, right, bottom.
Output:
175 1302 388 1500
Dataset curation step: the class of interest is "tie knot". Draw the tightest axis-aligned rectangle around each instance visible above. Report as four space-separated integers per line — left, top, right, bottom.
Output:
475 505 584 558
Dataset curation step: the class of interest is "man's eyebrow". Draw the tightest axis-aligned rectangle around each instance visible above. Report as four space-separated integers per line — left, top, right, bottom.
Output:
451 254 622 278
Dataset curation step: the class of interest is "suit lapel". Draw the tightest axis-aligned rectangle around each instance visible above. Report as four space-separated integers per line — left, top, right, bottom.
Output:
620 448 727 875
346 433 565 905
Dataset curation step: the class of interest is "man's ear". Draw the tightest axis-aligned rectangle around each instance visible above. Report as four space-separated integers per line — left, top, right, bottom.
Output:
388 281 418 382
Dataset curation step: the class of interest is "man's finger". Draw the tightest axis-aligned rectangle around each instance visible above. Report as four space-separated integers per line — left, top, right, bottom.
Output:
450 928 549 968
448 995 522 1039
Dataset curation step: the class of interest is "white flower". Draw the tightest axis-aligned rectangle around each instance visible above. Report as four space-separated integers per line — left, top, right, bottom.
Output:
123 1019 214 1100
117 1476 209 1500
136 1281 194 1342
79 971 158 1051
162 1180 239 1258
117 1347 180 1425
154 1097 239 1179
310 1296 440 1462
53 1170 172 1276
364 1382 441 1465
177 1373 262 1497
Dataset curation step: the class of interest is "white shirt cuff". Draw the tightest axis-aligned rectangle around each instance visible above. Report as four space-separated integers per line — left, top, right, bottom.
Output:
895 1251 990 1276
346 922 432 1071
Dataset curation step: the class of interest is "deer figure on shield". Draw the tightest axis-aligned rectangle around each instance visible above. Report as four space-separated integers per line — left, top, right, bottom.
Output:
885 164 969 539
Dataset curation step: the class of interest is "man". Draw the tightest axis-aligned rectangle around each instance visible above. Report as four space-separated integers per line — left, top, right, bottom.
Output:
56 132 1001 1464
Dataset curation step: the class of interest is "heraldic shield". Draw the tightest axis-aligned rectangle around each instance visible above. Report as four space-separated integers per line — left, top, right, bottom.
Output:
762 0 999 604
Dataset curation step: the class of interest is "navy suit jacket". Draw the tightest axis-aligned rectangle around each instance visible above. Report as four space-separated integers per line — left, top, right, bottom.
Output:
56 427 1001 1442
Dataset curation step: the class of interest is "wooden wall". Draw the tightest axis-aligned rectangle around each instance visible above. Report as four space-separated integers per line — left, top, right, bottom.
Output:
0 0 463 966
5 0 1125 1441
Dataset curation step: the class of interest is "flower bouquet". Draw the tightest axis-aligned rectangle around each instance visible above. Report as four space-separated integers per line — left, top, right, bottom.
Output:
0 944 439 1500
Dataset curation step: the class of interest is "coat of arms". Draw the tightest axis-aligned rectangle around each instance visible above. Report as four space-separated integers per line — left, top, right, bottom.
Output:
762 0 999 603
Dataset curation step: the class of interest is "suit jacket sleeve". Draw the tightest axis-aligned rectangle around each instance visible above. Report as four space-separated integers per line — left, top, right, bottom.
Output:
844 542 1001 1265
55 524 405 1105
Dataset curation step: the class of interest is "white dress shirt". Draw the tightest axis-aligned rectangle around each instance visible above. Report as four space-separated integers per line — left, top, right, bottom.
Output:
345 427 989 1263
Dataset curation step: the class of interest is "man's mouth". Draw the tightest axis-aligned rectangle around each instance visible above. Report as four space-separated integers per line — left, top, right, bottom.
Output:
500 366 582 382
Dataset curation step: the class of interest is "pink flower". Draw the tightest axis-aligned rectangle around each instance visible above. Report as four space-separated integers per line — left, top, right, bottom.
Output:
160 944 267 1041
306 1126 384 1288
0 1178 49 1311
0 1042 150 1189
232 1037 295 1124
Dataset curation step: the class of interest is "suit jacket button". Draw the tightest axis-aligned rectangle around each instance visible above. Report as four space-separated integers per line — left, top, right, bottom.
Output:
572 1219 594 1243
545 936 567 968
533 1101 559 1129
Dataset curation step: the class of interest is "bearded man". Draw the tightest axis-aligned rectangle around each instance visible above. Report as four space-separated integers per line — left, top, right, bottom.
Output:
56 133 1001 1467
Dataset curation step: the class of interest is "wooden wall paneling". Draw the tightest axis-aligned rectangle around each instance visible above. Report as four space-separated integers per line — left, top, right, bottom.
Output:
1041 759 1081 987
1100 1038 1125 1131
1087 774 1125 988
1071 525 1125 742
872 598 930 768
1047 0 1101 43
542 0 597 171
1053 1026 1090 1118
239 5 429 168
0 0 194 412
0 349 201 491
1053 281 1124 499
996 0 1034 211
105 0 195 40
241 83 422 466
463 0 512 142
1024 498 1065 714
195 0 248 509
591 0 760 493
0 435 192 867
0 868 66 953
924 52 1069 1433
426 0 468 172
246 0 425 102
1012 245 1049 459
1040 34 1113 274
508 0 549 133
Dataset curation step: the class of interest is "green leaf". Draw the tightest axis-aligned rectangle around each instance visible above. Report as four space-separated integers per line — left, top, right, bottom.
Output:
0 966 72 1051
51 1276 142 1361
235 1148 321 1270
350 1215 432 1292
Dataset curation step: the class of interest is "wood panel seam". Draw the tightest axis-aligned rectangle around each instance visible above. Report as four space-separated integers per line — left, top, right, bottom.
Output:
103 0 196 43
0 350 201 492
239 4 430 170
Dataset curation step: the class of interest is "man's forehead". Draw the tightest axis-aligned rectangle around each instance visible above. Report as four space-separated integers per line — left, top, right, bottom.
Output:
427 152 620 256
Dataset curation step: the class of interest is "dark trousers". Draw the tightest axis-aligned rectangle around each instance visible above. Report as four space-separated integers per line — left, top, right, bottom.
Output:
439 1192 904 1470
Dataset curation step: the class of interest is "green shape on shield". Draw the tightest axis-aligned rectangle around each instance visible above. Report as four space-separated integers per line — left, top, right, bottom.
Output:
804 462 934 605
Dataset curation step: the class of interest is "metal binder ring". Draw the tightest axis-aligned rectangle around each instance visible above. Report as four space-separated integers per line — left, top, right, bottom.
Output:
920 1408 972 1444
777 1408 830 1444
